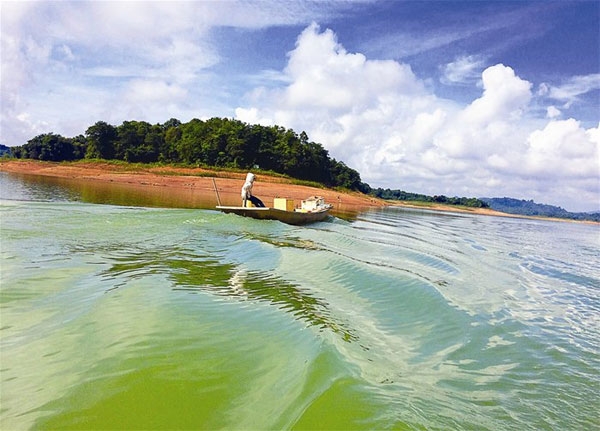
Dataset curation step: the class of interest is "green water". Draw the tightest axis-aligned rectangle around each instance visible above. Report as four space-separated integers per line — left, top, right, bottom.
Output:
1 173 599 430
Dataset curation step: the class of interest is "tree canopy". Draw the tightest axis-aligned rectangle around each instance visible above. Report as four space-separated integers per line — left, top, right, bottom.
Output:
10 117 370 192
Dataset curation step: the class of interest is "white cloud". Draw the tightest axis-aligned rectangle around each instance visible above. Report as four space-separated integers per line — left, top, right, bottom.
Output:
239 23 430 157
541 73 600 105
441 55 485 85
362 4 543 61
0 1 213 144
125 79 188 105
235 107 274 127
282 23 425 113
0 1 352 145
524 119 599 178
236 25 599 212
461 64 532 124
546 106 561 119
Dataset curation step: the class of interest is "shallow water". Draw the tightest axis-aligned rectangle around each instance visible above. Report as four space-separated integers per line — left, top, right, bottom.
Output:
1 172 599 430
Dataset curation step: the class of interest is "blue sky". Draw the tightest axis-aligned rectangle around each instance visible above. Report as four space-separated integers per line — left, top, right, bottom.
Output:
1 0 599 211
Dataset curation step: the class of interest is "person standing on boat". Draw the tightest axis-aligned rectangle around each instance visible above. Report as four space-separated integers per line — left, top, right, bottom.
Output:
241 173 265 207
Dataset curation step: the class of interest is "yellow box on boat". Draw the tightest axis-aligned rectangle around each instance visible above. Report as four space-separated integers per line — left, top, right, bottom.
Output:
273 198 294 211
245 200 254 207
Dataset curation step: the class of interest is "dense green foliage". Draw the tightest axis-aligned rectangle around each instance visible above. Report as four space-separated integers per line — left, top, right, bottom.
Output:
10 133 87 161
371 188 490 208
481 198 600 222
10 118 370 192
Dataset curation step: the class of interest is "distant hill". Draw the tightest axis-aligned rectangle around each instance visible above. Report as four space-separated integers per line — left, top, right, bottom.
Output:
481 197 600 222
0 144 10 156
370 188 489 208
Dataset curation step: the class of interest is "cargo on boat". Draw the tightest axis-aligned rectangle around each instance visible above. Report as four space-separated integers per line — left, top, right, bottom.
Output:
217 196 332 225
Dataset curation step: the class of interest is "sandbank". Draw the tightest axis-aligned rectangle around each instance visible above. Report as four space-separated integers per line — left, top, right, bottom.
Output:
0 160 384 213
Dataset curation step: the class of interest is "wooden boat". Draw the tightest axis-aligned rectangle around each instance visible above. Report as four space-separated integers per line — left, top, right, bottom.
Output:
216 196 332 225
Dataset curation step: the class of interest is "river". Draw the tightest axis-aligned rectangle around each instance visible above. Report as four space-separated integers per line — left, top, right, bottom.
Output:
1 172 598 430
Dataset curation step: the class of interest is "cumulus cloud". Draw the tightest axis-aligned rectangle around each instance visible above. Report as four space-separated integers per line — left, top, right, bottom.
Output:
282 24 426 112
461 64 532 123
524 119 599 178
238 22 433 173
236 24 599 211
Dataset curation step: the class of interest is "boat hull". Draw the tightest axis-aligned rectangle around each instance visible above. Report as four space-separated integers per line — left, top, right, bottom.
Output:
216 206 330 225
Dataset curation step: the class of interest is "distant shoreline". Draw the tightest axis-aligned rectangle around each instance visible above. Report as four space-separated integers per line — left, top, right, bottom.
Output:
1 159 595 224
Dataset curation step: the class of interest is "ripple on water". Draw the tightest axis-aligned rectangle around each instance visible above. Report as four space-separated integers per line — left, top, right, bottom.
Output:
1 189 599 430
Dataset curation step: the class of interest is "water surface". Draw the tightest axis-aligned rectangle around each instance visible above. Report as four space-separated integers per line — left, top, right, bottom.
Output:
1 172 598 430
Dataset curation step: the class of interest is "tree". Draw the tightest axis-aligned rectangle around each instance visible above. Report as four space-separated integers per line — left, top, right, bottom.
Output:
20 133 76 161
71 135 88 159
85 121 117 159
177 118 207 164
162 124 182 162
329 159 363 189
162 118 182 130
114 121 161 162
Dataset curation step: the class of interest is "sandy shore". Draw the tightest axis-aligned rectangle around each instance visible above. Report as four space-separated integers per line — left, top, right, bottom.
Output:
0 160 385 213
1 160 581 222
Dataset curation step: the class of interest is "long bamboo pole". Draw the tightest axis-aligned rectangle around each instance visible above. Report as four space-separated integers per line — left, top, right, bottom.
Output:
212 177 222 206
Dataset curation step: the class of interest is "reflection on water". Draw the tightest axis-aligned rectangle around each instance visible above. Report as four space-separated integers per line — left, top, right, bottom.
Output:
1 172 81 202
1 172 219 208
98 245 358 343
